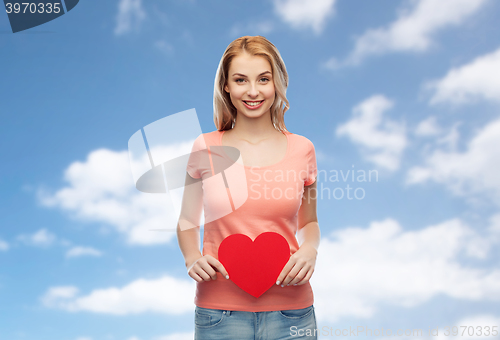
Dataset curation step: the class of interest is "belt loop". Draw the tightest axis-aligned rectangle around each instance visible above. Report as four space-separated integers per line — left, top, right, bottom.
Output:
226 310 231 316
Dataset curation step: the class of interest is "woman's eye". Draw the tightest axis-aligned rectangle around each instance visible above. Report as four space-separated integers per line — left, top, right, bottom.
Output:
234 77 270 83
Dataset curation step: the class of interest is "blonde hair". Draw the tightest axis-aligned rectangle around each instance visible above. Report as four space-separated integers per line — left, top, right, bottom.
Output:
213 36 290 132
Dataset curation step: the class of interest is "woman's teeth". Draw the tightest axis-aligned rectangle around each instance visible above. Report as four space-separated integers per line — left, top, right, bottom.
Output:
244 100 263 106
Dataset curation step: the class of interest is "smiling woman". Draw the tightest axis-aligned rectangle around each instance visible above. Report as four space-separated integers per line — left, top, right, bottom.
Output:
177 35 319 340
213 36 290 133
222 52 277 124
234 70 272 109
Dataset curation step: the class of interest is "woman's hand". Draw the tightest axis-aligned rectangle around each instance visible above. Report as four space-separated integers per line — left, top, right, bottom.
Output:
276 244 317 287
186 255 230 283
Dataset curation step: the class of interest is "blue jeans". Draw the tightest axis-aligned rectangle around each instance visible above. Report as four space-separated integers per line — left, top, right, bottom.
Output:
194 304 318 339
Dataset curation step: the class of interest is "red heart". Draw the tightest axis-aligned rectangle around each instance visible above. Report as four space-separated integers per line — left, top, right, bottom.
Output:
218 232 290 298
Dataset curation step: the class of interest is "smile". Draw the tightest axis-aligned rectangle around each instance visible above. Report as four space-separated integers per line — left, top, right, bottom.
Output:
243 100 264 109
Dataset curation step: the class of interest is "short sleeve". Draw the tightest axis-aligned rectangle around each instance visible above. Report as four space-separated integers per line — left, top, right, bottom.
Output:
304 139 318 186
186 134 204 179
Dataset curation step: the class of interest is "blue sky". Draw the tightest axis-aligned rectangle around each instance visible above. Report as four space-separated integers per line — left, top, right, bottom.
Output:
1 0 500 339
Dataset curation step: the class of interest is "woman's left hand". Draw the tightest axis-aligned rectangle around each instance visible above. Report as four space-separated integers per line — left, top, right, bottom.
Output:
276 243 317 287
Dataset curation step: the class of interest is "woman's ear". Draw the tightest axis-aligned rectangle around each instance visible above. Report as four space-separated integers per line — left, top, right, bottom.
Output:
224 84 228 93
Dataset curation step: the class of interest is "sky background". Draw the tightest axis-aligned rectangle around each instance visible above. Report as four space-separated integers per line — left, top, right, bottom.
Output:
1 0 500 339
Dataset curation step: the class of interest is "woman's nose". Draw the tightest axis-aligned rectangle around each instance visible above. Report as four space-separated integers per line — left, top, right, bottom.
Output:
247 85 259 96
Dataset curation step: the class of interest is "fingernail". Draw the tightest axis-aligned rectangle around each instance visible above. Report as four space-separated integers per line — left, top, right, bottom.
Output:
226 275 229 279
294 283 297 286
287 284 289 286
276 280 280 285
281 284 284 287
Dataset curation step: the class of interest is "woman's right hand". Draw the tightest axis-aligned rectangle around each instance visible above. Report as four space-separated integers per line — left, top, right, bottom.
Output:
186 255 229 282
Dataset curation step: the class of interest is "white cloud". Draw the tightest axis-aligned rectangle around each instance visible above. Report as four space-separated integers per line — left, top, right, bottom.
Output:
74 337 92 340
406 117 500 206
311 216 500 323
0 238 9 251
425 46 500 106
414 116 442 137
37 147 184 245
114 0 147 36
489 213 500 238
41 286 79 304
435 121 462 151
326 0 489 69
66 246 103 258
40 275 195 315
273 0 337 34
16 228 56 247
336 95 407 171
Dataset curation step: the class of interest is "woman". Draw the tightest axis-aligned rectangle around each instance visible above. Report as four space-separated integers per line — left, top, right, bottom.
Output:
177 35 320 340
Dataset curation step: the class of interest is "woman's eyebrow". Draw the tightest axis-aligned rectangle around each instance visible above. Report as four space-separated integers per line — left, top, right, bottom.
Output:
232 71 271 77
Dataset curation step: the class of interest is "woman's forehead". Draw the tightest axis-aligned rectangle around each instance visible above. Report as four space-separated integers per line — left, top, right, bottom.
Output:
229 54 272 75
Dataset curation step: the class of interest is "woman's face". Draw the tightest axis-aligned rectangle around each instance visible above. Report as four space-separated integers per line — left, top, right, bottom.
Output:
224 53 275 120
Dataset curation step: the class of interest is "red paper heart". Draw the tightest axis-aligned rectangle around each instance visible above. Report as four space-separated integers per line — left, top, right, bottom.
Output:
218 232 290 298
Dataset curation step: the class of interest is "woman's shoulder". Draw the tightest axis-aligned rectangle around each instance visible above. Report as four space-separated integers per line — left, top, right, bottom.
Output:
191 130 222 148
197 130 221 138
287 131 314 150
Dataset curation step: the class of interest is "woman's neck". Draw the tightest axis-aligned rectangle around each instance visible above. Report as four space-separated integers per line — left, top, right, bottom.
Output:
230 110 280 142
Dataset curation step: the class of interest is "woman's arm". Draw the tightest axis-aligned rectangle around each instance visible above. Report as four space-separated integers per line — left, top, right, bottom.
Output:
176 172 230 281
276 177 320 287
297 178 320 252
177 174 204 268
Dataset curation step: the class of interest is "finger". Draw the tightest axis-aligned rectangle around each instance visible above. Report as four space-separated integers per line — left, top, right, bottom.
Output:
188 270 204 283
282 263 300 286
188 264 206 282
288 266 309 285
203 255 223 277
296 269 313 286
198 261 218 280
276 259 295 285
285 261 306 286
218 263 230 279
193 266 212 281
208 257 230 279
191 261 212 281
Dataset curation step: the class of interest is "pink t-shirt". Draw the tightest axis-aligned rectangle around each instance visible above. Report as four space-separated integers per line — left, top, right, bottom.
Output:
185 129 318 312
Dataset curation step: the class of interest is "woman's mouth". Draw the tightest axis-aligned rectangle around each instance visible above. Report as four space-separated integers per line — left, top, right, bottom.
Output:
242 100 264 109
